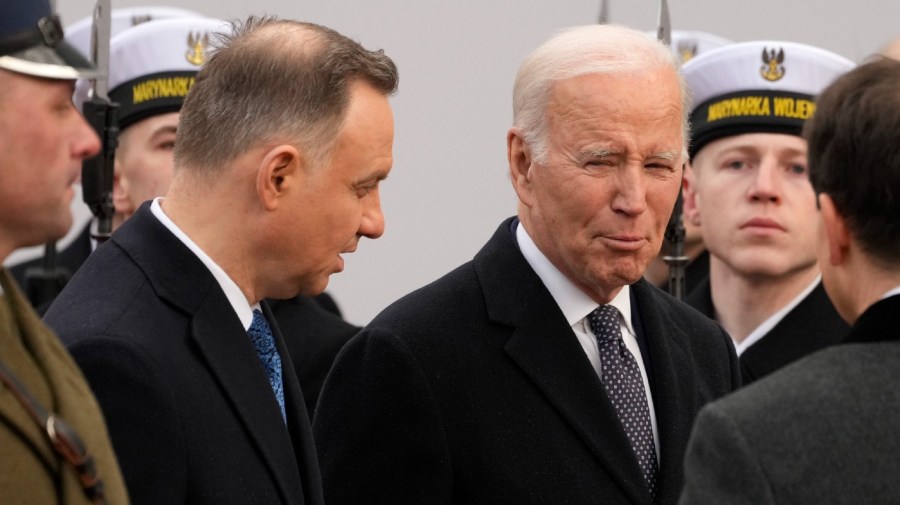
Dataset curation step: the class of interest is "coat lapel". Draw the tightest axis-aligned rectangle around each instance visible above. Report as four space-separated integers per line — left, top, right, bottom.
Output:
264 302 324 505
190 298 305 504
114 206 307 504
475 219 651 505
630 281 697 504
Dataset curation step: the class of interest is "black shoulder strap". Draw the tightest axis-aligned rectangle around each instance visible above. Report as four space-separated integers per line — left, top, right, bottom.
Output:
0 360 107 505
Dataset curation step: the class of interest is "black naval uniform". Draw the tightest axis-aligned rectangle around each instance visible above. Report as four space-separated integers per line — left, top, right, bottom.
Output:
686 278 849 384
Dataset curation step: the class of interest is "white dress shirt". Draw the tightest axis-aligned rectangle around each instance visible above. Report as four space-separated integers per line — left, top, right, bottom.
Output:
881 286 900 300
516 222 659 456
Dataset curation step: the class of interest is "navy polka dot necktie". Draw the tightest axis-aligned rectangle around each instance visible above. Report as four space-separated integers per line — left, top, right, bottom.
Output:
248 309 286 423
588 305 659 502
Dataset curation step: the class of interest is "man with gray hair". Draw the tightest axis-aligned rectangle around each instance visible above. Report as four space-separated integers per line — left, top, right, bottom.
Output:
45 16 398 505
314 24 738 505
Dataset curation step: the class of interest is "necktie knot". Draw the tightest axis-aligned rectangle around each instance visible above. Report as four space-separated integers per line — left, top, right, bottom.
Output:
588 305 622 345
248 309 286 423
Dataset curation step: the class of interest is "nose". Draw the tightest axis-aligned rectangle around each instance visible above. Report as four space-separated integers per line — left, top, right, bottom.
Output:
748 156 781 204
73 113 101 160
359 189 386 239
610 165 649 216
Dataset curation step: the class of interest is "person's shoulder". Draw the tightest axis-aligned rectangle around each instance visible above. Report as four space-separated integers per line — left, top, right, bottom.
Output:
370 260 481 329
717 341 900 420
44 245 171 347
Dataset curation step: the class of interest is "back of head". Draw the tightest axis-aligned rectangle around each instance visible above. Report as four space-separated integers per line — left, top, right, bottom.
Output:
174 16 398 176
512 24 685 163
805 57 900 267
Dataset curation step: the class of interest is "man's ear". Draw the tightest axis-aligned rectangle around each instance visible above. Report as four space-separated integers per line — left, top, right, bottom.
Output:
257 144 302 211
112 159 133 215
682 162 702 227
507 128 535 207
819 193 851 266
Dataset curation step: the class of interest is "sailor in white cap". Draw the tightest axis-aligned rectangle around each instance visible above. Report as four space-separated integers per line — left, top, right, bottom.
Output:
100 16 227 226
0 0 129 502
681 41 854 384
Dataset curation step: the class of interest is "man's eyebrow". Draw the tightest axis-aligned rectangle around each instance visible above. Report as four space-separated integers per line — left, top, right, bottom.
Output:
357 171 390 185
150 125 178 138
649 150 679 161
579 148 617 158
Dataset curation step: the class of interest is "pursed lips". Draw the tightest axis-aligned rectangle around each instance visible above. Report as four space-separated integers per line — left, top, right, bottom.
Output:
599 233 646 251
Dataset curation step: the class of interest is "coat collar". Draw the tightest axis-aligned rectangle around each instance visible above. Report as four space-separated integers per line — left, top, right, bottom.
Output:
629 280 703 504
843 294 900 345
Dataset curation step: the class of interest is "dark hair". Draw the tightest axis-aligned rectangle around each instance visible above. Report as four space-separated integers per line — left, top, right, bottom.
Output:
805 57 900 267
174 16 398 175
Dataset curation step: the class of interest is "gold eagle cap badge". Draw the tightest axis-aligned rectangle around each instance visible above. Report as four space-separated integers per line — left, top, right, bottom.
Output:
186 31 210 66
760 47 786 81
678 42 698 63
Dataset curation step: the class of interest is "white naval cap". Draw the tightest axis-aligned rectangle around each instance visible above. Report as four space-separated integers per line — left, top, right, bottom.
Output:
64 6 203 57
668 30 732 64
683 40 855 159
71 16 228 130
646 30 733 64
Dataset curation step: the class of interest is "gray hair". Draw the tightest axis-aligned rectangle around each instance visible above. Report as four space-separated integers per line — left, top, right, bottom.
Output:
174 16 398 175
512 24 690 164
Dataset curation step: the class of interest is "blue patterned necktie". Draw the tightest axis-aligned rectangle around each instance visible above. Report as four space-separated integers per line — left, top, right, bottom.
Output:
588 305 659 502
248 309 286 423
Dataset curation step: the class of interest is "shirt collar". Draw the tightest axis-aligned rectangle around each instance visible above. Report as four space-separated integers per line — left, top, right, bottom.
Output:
515 222 634 334
881 285 900 300
150 198 258 330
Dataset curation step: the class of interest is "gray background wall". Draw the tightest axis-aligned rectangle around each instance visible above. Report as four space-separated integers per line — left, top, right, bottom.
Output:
20 0 900 325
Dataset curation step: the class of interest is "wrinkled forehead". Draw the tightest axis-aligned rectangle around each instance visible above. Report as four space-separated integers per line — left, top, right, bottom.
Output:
545 71 684 142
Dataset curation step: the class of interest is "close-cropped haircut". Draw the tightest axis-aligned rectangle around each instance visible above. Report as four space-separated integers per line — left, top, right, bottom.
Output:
512 24 689 164
805 57 900 268
174 16 398 175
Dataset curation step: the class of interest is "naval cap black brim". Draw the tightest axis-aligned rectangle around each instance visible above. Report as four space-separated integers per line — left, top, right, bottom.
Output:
0 15 98 80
